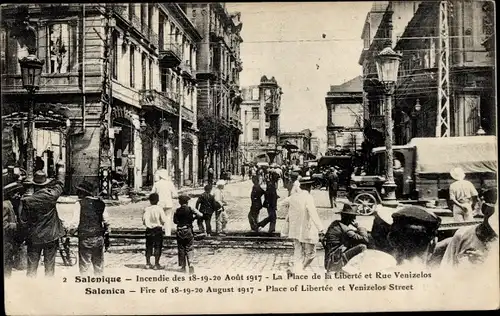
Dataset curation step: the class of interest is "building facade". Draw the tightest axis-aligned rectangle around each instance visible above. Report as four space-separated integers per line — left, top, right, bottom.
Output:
325 75 364 153
1 3 202 193
240 76 283 164
279 129 313 165
359 1 495 151
183 3 244 181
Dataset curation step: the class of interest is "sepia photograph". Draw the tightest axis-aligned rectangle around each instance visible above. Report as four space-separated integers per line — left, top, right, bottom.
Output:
2 1 498 314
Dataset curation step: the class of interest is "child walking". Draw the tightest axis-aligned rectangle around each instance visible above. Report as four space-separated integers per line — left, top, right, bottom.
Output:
143 193 167 270
173 195 203 273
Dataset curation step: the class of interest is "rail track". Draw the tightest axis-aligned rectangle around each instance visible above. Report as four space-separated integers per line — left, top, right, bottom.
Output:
62 220 481 251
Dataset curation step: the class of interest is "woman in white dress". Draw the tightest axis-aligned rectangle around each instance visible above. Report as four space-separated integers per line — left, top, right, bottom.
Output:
151 169 178 235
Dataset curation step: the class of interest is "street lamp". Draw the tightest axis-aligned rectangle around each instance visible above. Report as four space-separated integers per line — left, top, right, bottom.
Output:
375 45 402 207
19 53 44 192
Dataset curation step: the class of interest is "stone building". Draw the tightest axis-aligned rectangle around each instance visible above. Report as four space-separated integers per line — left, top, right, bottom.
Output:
183 3 244 181
279 129 313 165
240 76 283 164
325 75 364 153
1 3 201 192
359 1 495 150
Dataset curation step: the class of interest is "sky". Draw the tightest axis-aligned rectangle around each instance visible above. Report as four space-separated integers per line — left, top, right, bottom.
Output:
226 2 373 152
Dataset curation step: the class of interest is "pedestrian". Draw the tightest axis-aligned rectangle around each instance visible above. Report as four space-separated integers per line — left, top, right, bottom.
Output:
440 187 498 268
241 165 246 181
449 167 478 222
139 193 167 270
173 195 203 273
19 164 66 278
327 166 339 208
151 169 178 236
248 176 265 232
213 180 229 236
3 200 18 278
281 177 325 274
323 203 370 272
257 178 279 233
207 165 214 185
67 180 109 276
196 185 216 236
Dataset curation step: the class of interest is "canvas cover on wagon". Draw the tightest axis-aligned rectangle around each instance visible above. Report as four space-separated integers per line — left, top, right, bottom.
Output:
410 136 497 174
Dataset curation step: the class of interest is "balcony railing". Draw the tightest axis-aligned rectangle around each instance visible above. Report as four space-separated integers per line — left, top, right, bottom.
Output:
130 13 142 33
182 106 195 123
140 89 178 115
159 43 182 68
180 61 194 79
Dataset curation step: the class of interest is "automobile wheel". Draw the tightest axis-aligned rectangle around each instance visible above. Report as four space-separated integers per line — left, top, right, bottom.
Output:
353 192 377 216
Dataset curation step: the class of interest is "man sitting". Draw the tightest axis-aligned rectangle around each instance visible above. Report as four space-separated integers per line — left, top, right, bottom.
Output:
323 203 370 272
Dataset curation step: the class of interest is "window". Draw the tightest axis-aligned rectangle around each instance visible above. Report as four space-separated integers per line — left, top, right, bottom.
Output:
149 58 153 89
252 87 259 100
159 14 165 50
160 68 170 92
0 29 6 74
128 4 135 19
252 128 259 141
142 53 147 90
48 23 70 73
111 32 118 79
252 107 259 120
129 45 135 88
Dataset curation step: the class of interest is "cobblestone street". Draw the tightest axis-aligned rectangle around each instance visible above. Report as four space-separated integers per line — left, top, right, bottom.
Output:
56 178 362 233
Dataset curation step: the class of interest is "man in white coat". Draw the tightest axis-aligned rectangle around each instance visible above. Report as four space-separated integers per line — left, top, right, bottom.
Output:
281 177 325 274
151 169 178 236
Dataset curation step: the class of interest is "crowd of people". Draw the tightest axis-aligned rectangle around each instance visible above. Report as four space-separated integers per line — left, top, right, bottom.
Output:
3 161 498 278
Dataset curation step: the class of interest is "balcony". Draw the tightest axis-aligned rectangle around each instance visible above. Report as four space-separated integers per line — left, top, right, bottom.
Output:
181 106 195 124
139 89 178 116
159 43 182 68
209 21 223 39
180 61 194 80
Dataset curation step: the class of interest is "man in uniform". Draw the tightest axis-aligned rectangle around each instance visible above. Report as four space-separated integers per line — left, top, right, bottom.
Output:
327 167 339 208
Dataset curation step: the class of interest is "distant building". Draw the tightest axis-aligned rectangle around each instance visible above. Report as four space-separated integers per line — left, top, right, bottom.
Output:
325 76 364 153
310 137 320 157
279 129 314 165
240 76 282 164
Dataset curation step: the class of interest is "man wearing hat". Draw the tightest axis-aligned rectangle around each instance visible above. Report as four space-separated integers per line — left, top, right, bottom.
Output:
282 177 325 273
323 203 370 272
67 180 109 275
19 164 66 277
449 167 479 222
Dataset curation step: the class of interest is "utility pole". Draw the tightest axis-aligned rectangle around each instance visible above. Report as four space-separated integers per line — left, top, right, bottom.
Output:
436 1 451 137
98 4 114 197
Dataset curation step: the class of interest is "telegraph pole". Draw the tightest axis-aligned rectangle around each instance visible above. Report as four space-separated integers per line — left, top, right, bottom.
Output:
98 4 114 197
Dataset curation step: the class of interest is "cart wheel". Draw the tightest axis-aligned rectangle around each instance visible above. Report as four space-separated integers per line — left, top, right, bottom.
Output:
353 192 377 216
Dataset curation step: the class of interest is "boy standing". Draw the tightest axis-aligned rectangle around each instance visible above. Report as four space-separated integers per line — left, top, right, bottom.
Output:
68 181 110 276
142 193 167 270
214 180 229 236
173 195 203 273
196 185 216 236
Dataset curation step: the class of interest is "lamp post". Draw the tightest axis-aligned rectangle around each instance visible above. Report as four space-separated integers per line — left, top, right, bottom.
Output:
375 46 402 207
19 53 44 193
